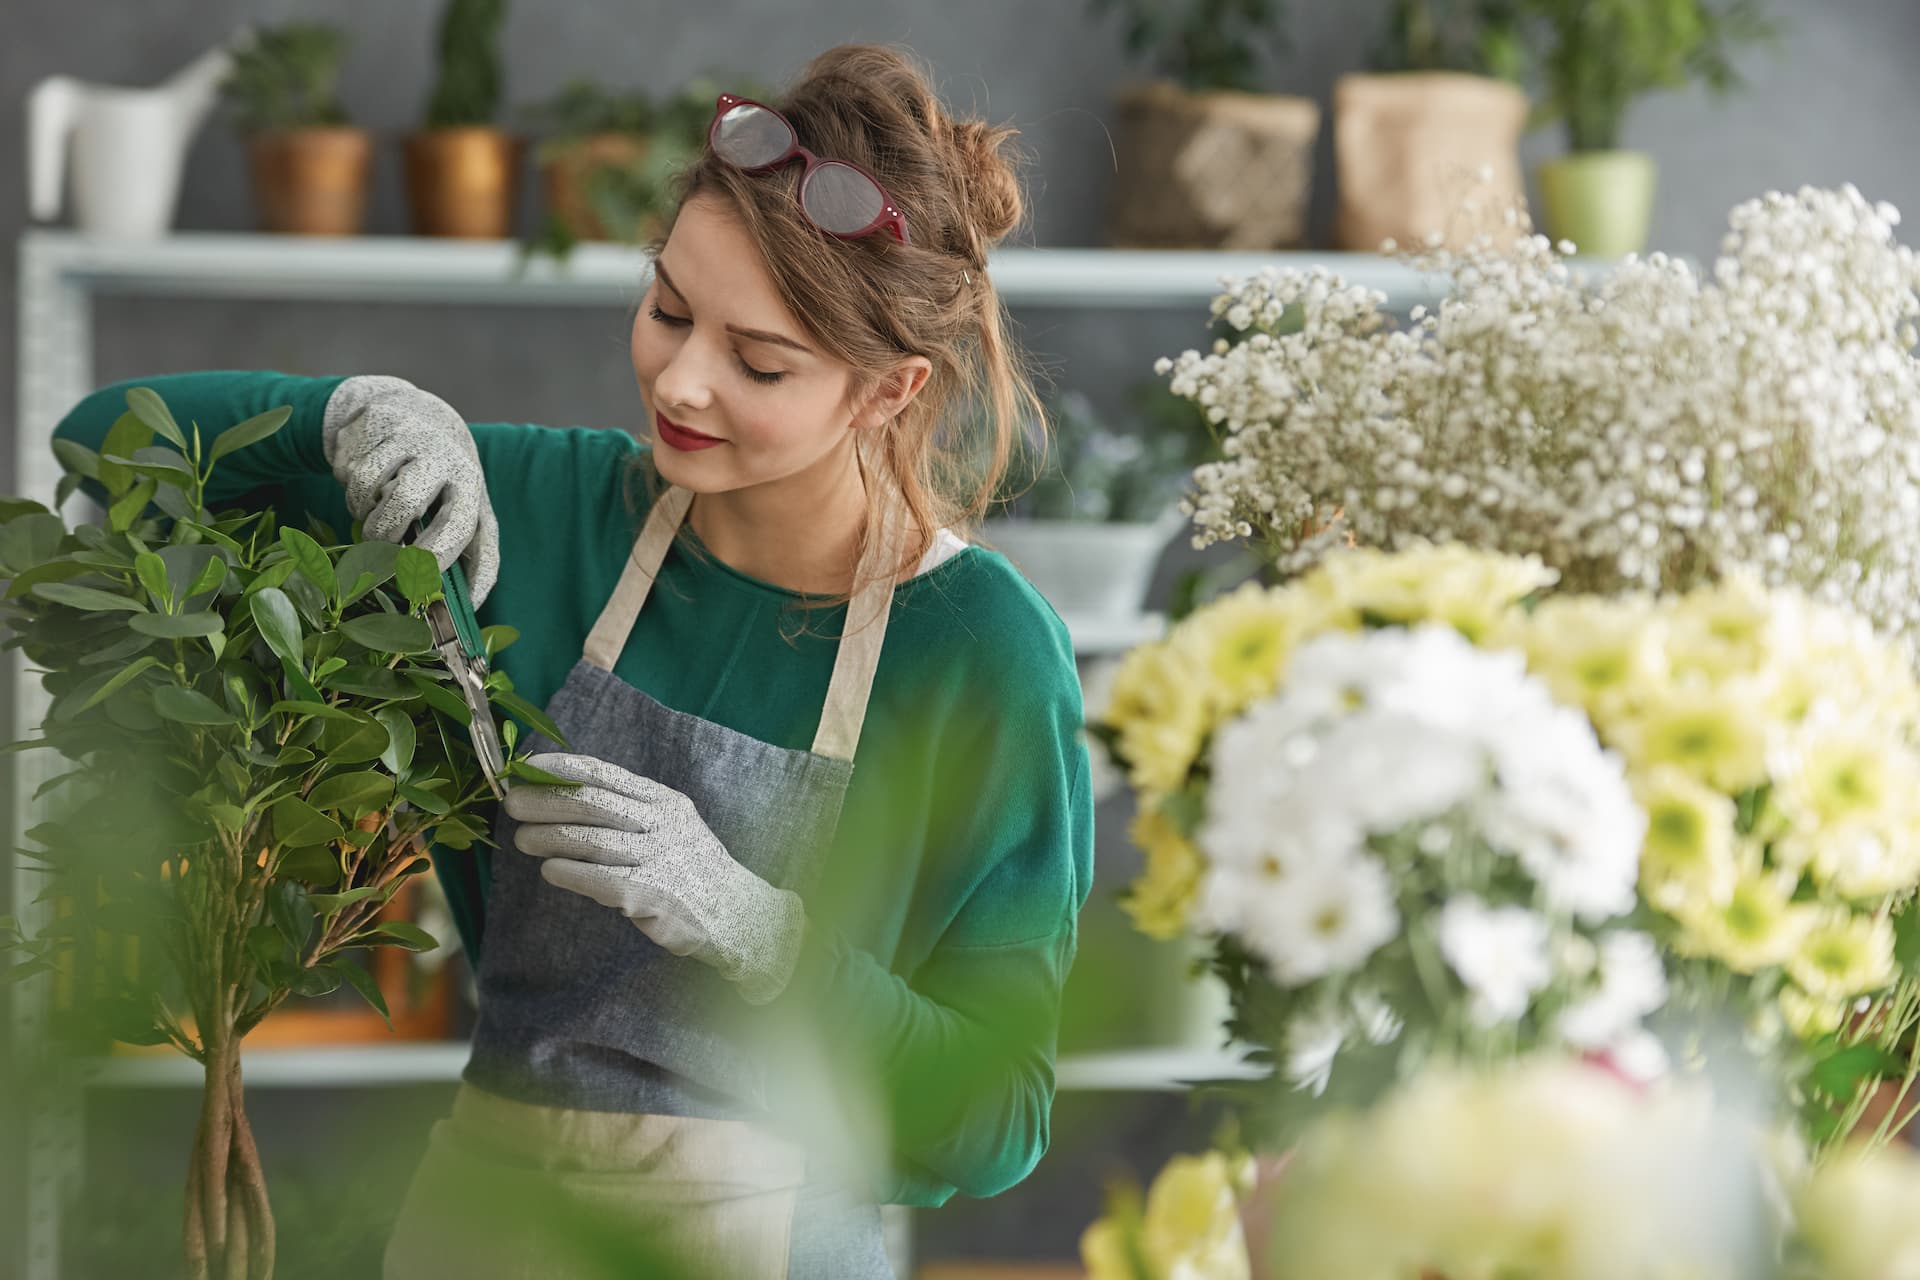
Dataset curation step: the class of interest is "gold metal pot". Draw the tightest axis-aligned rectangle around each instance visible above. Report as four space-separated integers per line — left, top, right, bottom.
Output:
540 131 650 242
403 127 523 238
246 126 373 236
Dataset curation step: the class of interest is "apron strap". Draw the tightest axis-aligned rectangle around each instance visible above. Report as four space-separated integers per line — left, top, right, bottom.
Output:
581 480 906 764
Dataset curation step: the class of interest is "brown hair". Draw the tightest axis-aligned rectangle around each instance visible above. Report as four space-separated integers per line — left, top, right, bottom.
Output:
627 43 1046 615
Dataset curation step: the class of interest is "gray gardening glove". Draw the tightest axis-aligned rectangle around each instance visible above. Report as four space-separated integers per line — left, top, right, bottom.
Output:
321 374 500 607
506 751 808 1006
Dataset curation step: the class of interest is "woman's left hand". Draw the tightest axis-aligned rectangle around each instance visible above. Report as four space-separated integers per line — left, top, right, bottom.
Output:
505 751 807 1005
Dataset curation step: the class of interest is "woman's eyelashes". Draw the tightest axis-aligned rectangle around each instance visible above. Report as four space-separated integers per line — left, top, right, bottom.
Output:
646 303 787 386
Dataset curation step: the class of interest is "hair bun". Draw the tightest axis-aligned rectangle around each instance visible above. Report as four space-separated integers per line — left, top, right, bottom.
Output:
947 115 1025 261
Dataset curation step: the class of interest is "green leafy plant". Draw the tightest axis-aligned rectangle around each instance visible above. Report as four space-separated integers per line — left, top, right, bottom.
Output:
424 0 508 128
1514 0 1777 151
0 388 565 1280
1087 0 1291 93
1373 0 1525 77
993 390 1198 523
519 76 657 146
219 23 353 133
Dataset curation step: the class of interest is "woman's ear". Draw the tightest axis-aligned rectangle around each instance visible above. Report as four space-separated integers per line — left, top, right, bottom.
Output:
850 356 933 431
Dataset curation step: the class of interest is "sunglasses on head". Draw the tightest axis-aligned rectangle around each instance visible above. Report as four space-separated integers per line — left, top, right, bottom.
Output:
707 93 911 245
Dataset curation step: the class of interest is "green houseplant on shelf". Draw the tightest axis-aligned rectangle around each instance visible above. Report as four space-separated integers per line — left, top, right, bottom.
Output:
984 389 1199 620
1334 0 1532 252
404 0 519 238
0 389 564 1280
219 22 372 236
1516 0 1777 256
1088 0 1320 249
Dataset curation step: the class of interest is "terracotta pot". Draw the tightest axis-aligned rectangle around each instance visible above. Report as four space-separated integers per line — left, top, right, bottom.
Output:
403 126 523 238
540 131 652 242
1333 72 1530 254
1535 149 1658 258
1109 81 1320 250
246 126 372 236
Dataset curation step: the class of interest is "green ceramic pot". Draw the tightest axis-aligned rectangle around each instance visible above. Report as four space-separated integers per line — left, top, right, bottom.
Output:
1535 149 1658 258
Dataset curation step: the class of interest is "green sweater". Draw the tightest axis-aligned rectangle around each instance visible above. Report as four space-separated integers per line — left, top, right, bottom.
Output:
53 371 1094 1207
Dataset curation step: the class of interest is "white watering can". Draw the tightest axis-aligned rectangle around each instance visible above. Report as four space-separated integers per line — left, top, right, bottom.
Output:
28 30 253 238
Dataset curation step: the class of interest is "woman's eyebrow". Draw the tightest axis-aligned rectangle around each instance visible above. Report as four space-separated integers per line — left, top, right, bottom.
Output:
652 261 815 356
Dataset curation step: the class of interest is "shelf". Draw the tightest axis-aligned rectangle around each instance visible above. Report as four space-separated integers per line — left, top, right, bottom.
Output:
19 229 1464 310
78 1040 1271 1092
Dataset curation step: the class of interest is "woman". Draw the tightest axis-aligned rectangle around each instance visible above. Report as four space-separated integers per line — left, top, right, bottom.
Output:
53 42 1092 1280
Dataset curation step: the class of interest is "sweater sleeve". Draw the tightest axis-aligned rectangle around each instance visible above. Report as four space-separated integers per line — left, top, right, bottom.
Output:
775 605 1096 1207
51 370 352 537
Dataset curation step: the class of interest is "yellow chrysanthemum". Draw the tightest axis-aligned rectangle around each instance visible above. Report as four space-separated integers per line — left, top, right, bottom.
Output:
1517 595 1665 722
1102 639 1212 794
1778 984 1849 1041
1787 911 1897 1003
1139 1152 1252 1280
1077 1217 1134 1280
1775 722 1908 833
1662 572 1781 685
1120 807 1205 941
1170 580 1333 718
1615 684 1770 793
1635 766 1738 913
1305 543 1554 642
1672 864 1818 973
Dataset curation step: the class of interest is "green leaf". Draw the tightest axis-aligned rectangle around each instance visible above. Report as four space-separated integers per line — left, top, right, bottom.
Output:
246 922 287 970
395 780 453 815
1808 1042 1904 1099
271 794 344 847
245 560 297 595
481 624 520 658
364 920 438 952
207 405 293 466
186 555 229 600
335 960 392 1029
306 771 394 814
376 708 417 775
394 545 442 608
320 714 390 765
492 688 567 747
31 581 146 612
278 846 342 886
270 881 315 951
0 512 68 573
78 656 163 711
336 541 400 604
129 611 225 639
151 685 236 726
97 412 155 495
290 964 342 998
108 476 158 532
124 386 188 452
280 528 337 599
252 587 304 666
320 665 415 700
340 613 434 654
507 758 577 787
50 438 101 481
133 550 169 604
306 885 382 912
406 672 471 725
269 698 356 722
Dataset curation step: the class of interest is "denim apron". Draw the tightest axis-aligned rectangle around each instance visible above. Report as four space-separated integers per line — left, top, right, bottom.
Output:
384 481 904 1280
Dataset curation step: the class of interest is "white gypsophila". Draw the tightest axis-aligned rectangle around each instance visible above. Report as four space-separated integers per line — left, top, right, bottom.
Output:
1160 186 1920 653
1557 931 1671 1053
1437 895 1555 1026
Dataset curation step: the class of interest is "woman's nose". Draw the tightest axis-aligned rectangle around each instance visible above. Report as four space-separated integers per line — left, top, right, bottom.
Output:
651 338 724 413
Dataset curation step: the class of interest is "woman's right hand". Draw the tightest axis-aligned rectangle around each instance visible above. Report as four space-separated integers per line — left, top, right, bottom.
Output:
321 374 499 606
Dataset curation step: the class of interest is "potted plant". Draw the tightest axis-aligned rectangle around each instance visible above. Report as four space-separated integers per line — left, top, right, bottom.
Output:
984 389 1197 619
219 22 371 236
403 0 519 238
517 77 741 264
1515 0 1777 256
0 388 563 1279
1333 0 1532 253
1089 0 1320 249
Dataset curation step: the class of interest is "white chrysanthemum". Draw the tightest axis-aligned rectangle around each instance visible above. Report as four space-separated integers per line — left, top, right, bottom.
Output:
1558 931 1671 1052
1437 895 1554 1026
1234 852 1401 986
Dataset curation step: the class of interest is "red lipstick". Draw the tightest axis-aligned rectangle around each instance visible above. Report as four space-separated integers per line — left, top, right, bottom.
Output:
656 411 726 452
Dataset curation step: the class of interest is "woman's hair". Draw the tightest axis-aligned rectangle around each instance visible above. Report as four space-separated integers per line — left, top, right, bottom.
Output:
628 42 1046 617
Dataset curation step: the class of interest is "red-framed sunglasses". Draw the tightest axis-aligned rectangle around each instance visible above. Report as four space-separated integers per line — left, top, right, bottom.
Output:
707 93 911 245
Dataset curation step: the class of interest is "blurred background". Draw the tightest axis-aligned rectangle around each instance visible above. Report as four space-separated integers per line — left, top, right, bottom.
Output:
5 1 1918 1276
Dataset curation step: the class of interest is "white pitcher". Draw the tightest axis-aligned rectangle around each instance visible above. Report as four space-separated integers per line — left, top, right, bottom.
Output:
28 31 252 238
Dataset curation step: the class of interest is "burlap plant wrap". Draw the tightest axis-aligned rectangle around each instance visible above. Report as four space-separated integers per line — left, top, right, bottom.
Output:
1108 80 1320 250
1332 71 1530 253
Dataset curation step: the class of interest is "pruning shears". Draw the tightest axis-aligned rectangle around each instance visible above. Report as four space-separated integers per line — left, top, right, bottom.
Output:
415 518 506 801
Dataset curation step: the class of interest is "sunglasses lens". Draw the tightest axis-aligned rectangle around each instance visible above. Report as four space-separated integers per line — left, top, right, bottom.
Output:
712 103 794 168
801 162 886 235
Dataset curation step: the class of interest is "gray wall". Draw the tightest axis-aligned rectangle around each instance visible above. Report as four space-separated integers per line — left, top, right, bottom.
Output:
6 0 1920 1274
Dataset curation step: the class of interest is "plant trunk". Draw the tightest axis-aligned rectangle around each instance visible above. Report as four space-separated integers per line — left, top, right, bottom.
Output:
185 1037 276 1279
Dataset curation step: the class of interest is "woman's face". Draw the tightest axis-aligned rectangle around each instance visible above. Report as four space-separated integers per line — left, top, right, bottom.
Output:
631 193 869 496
